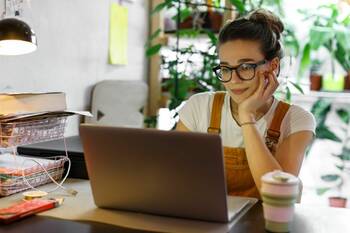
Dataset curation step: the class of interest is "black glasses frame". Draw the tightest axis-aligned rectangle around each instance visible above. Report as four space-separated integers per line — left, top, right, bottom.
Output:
212 60 267 82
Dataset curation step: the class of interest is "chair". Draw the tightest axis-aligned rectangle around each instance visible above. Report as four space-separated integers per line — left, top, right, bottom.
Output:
85 80 148 128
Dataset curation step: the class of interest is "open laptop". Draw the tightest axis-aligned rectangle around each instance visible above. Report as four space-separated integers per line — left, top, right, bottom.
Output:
79 124 257 223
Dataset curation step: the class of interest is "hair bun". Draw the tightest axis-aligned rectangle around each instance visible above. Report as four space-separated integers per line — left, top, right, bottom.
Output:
247 9 284 39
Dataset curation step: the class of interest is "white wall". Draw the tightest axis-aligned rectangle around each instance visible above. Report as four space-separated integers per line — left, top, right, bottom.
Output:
0 0 149 136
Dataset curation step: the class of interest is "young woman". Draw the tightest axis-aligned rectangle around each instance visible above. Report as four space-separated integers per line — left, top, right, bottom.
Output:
176 9 315 199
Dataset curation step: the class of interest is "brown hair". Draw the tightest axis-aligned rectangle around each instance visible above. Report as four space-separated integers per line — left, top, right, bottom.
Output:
218 9 284 60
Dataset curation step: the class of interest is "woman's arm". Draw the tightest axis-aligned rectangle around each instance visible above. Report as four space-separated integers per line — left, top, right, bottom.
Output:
239 71 314 192
241 123 313 191
274 131 314 176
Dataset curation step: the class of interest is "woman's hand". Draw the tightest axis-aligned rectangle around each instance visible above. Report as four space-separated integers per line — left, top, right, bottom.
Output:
238 70 279 123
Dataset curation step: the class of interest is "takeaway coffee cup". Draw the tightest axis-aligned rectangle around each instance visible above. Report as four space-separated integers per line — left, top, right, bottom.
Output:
261 170 300 232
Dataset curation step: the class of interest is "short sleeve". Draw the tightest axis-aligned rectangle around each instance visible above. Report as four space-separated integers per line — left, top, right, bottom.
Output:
178 93 210 131
282 105 316 138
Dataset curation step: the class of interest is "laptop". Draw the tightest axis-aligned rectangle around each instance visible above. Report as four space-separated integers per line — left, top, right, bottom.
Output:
79 124 257 223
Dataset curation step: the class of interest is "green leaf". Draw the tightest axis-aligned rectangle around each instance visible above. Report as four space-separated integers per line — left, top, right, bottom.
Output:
151 0 173 15
229 0 245 14
167 76 196 110
336 109 350 124
283 26 300 56
309 26 334 50
336 165 345 171
342 15 350 26
299 43 311 76
321 174 341 182
144 116 158 128
335 29 350 52
311 99 331 126
149 29 161 43
289 81 304 94
334 42 350 71
203 29 218 45
145 28 161 48
171 7 192 23
316 125 341 142
316 188 330 195
213 0 221 8
177 29 200 38
339 148 350 161
146 44 162 57
151 2 167 15
285 86 291 102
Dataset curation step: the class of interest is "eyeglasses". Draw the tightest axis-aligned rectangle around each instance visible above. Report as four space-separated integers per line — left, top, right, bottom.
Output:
212 60 267 82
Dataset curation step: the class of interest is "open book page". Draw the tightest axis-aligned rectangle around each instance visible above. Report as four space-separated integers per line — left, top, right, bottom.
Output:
0 110 92 122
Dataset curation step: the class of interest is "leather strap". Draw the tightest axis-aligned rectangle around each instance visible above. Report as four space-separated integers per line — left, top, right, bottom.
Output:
207 92 291 148
266 101 290 147
207 92 226 134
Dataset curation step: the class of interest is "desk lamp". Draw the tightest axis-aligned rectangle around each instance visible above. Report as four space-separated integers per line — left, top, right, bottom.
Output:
0 0 37 55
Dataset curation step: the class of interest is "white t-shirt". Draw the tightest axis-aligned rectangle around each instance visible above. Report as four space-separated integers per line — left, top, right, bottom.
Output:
178 92 316 148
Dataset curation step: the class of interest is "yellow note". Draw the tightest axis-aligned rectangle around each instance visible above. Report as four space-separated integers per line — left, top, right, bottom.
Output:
109 3 128 65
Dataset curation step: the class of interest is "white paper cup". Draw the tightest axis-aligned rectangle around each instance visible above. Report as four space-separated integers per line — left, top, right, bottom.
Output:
261 170 299 232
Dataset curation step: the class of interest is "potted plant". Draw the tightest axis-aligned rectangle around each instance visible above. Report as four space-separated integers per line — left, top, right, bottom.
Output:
309 98 342 151
333 25 350 90
148 0 226 113
309 59 323 91
177 3 224 33
313 101 350 207
299 4 350 92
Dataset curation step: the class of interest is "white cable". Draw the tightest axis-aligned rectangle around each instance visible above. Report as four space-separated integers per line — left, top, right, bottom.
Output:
17 137 78 196
21 155 72 193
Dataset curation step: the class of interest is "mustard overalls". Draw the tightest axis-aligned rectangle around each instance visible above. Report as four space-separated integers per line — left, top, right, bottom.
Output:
207 92 290 199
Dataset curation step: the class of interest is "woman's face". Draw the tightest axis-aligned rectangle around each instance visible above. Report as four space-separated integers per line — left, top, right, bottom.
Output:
218 39 277 104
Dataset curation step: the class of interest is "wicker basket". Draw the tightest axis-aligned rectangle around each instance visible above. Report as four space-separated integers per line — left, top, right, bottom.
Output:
0 116 67 148
0 116 68 196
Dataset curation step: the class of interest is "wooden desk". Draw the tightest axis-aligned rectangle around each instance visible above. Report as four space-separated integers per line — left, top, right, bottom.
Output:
0 201 349 233
0 216 153 233
1 179 349 233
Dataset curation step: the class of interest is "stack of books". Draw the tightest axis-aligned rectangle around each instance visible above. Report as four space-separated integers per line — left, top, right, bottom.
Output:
0 92 91 122
0 92 92 147
0 92 92 195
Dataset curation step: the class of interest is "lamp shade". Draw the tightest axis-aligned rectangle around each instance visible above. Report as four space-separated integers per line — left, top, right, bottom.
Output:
0 18 37 55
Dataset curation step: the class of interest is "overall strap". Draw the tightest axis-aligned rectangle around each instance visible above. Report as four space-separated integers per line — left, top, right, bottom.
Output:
207 92 226 134
265 101 290 150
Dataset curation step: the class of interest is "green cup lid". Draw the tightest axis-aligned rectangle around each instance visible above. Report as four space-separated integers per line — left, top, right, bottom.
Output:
262 170 299 186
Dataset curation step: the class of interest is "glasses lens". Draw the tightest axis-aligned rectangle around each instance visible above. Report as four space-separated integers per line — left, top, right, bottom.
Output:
217 66 231 82
237 64 255 80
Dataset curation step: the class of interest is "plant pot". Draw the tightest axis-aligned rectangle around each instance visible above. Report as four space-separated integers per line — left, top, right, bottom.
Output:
309 74 322 91
322 73 344 92
329 196 347 208
179 11 223 32
206 11 223 32
344 71 350 90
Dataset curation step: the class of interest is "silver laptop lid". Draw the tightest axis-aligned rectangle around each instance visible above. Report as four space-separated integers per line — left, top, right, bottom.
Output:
80 124 229 222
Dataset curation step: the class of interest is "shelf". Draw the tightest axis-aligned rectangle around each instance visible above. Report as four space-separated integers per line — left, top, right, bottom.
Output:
291 91 350 104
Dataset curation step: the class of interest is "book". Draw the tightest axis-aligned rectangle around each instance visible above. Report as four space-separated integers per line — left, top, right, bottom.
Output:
0 110 93 122
0 92 66 116
0 199 59 224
